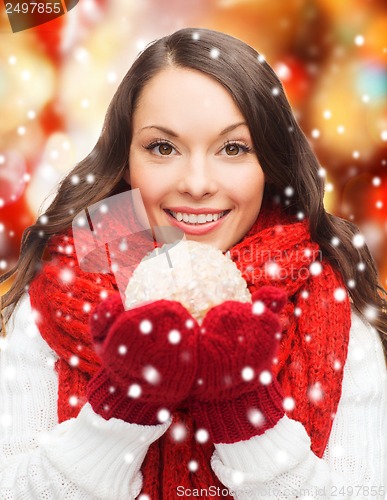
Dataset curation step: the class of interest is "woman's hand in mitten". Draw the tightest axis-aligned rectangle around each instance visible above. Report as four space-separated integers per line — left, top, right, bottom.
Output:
87 293 199 426
190 286 287 444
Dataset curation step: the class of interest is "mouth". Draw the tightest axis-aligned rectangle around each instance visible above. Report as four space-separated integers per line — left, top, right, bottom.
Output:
165 209 230 225
163 208 231 235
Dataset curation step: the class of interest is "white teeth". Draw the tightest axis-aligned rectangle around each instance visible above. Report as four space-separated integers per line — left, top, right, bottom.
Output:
169 210 226 224
188 214 198 223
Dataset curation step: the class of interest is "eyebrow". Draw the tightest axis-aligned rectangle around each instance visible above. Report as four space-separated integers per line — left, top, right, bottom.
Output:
139 122 248 137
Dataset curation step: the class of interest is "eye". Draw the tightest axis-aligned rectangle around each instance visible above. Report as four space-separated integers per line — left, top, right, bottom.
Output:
143 140 176 156
221 141 252 156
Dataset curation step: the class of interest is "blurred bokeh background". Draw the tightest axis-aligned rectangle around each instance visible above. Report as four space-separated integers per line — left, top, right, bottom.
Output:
0 0 386 294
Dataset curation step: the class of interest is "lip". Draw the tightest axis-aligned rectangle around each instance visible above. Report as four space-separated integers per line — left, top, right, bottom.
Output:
164 206 226 215
163 208 230 235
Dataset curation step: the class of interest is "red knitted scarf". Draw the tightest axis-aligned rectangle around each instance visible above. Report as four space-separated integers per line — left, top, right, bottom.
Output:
29 202 351 499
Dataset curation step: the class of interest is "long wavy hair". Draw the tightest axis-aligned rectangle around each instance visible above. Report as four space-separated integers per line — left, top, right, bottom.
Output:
2 27 387 359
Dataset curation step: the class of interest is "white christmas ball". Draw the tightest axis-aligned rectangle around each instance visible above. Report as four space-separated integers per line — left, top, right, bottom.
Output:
125 240 251 322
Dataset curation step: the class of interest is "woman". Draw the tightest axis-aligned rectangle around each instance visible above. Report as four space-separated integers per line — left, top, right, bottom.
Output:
1 28 386 499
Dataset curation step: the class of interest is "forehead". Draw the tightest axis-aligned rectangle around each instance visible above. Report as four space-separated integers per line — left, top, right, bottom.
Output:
133 67 247 132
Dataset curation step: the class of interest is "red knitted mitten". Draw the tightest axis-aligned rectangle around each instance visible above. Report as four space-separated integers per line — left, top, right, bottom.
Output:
87 293 199 425
190 286 287 444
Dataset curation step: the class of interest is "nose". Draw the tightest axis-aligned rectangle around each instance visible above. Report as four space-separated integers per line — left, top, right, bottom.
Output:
176 154 218 199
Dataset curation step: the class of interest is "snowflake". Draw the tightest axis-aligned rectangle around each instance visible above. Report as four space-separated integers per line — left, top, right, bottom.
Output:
252 300 265 315
353 234 365 248
364 305 378 321
247 408 264 426
59 269 74 284
69 355 79 367
118 345 127 355
170 423 187 442
128 384 142 398
65 245 73 254
69 396 79 406
259 370 272 385
46 356 55 368
168 329 181 344
333 288 346 302
143 365 160 384
283 396 295 411
195 428 209 443
231 470 245 486
188 460 199 472
372 176 381 187
331 236 340 246
124 453 134 464
354 34 365 46
157 409 170 423
83 303 91 313
185 318 195 329
311 128 320 138
210 47 220 59
284 186 294 197
139 319 152 334
265 261 281 278
241 366 255 381
309 261 322 276
308 383 323 402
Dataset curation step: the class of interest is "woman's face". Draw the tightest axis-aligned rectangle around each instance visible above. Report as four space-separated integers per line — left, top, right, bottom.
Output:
127 67 265 252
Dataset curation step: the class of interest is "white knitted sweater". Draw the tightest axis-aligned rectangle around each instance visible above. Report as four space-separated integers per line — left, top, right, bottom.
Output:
0 294 386 499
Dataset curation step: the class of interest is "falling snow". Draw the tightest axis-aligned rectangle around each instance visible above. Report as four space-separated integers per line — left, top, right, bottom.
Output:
241 366 255 381
168 329 181 344
195 428 209 443
308 383 323 402
118 345 127 355
157 408 170 423
170 423 187 442
142 365 161 384
252 300 265 315
139 319 152 334
69 396 79 406
259 370 272 385
128 384 142 398
283 396 296 411
333 288 347 302
309 262 322 276
247 408 264 426
188 460 199 472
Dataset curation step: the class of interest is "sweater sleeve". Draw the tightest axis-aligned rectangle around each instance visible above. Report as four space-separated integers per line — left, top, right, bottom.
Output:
210 308 387 499
0 294 170 499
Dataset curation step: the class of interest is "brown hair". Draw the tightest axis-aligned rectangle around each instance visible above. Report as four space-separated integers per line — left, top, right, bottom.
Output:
2 27 386 358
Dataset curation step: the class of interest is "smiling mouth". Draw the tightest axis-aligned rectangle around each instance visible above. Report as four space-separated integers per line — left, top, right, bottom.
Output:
165 209 230 225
